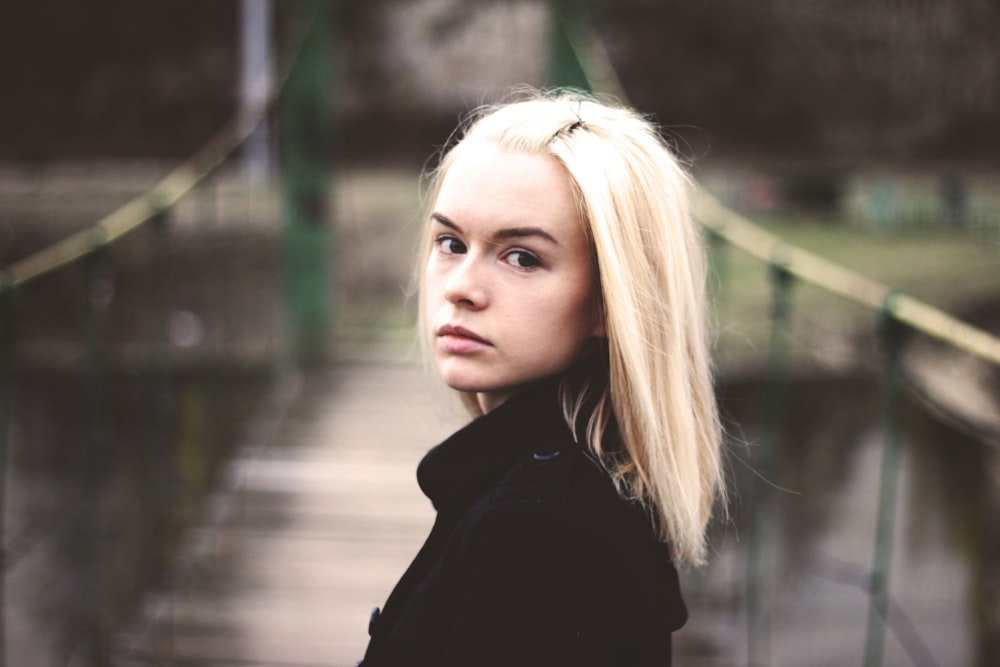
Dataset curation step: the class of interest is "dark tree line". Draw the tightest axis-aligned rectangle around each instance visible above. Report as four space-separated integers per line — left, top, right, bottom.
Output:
597 0 1000 162
2 0 998 163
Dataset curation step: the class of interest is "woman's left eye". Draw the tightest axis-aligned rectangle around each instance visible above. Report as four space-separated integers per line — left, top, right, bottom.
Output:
504 250 542 269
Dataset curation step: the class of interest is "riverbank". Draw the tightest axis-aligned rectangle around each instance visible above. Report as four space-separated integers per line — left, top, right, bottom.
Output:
3 161 998 665
4 161 998 369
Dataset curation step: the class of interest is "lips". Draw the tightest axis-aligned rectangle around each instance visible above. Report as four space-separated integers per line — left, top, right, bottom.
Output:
436 324 492 353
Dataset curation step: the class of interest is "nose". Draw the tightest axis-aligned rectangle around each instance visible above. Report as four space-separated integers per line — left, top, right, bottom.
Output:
443 256 488 309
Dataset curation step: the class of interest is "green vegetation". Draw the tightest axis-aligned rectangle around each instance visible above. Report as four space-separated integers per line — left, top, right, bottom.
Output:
710 216 1000 375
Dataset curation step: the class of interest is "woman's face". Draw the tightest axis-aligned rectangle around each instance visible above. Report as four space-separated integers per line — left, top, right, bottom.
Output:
424 143 603 413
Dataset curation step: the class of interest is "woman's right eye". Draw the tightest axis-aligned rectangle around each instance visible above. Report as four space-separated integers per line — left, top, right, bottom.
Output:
435 236 467 255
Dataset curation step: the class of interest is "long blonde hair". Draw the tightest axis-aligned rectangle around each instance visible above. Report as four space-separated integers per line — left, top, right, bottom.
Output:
420 89 723 566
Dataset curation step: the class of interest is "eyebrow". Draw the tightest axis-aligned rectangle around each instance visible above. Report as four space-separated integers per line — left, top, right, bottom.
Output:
430 212 560 246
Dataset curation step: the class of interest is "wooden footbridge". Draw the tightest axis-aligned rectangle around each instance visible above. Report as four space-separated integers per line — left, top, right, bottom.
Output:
112 362 464 667
3 5 999 666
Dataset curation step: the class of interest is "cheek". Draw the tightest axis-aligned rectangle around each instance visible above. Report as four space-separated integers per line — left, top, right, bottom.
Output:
537 280 601 342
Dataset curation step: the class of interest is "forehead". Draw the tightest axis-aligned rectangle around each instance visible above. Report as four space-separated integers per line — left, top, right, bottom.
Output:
434 144 584 235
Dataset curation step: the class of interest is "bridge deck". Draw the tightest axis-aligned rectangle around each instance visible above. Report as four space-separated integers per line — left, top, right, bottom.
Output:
114 362 465 667
112 361 734 667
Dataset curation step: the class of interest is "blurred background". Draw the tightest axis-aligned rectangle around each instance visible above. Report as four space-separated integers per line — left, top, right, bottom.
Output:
1 1 998 666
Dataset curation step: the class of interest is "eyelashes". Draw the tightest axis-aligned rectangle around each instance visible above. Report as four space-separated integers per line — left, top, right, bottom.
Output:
433 235 543 271
435 235 467 255
505 250 541 269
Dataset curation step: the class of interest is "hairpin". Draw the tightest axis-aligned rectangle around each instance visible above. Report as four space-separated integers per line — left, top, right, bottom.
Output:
569 99 586 131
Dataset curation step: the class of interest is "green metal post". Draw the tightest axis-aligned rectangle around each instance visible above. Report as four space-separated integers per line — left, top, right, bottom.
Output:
148 210 175 628
0 273 14 667
746 261 795 667
84 244 110 667
863 293 906 667
149 209 171 438
281 0 334 364
547 0 592 90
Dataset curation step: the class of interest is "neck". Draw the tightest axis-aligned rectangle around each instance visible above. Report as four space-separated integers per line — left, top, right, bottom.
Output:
476 390 512 414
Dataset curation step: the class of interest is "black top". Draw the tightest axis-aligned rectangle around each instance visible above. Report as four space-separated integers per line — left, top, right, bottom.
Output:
360 378 686 667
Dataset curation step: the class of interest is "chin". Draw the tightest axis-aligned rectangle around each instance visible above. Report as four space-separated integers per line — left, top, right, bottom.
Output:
439 374 487 394
435 365 481 393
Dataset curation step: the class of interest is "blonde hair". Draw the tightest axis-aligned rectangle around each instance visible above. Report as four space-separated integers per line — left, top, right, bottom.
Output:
419 89 723 566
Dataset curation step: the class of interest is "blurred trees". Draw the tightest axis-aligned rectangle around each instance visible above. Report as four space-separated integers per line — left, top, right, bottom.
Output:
0 0 236 160
2 0 998 164
599 0 1000 162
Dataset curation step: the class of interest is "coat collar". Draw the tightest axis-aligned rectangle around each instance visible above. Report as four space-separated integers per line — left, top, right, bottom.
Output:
417 377 571 512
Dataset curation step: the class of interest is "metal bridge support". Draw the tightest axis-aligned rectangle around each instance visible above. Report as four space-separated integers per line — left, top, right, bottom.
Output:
986 450 1000 665
281 0 334 364
548 0 592 90
241 0 273 184
863 293 906 667
148 210 177 613
746 261 795 667
0 274 13 667
84 243 111 667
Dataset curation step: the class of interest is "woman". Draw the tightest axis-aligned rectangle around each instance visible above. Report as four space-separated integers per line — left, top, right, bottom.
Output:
361 89 724 667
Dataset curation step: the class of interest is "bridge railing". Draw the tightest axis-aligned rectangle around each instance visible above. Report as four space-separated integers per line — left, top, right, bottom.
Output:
554 5 1000 667
2 4 997 667
697 188 999 667
0 5 331 665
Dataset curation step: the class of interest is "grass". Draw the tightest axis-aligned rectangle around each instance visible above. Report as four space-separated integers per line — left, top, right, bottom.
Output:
6 162 997 372
709 215 1000 376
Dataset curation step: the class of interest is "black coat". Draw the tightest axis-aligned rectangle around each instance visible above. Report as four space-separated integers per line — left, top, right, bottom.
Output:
360 379 686 667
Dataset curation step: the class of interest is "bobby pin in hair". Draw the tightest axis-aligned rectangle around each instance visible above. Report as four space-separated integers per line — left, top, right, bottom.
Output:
569 98 586 132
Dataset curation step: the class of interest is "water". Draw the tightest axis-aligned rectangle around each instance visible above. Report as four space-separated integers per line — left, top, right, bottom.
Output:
3 368 995 666
675 375 998 667
4 368 273 666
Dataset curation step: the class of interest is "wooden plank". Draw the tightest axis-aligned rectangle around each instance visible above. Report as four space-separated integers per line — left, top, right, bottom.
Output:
115 362 466 667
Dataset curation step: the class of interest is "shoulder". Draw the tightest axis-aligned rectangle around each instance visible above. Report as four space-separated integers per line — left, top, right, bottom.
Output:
473 440 646 549
453 443 687 629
